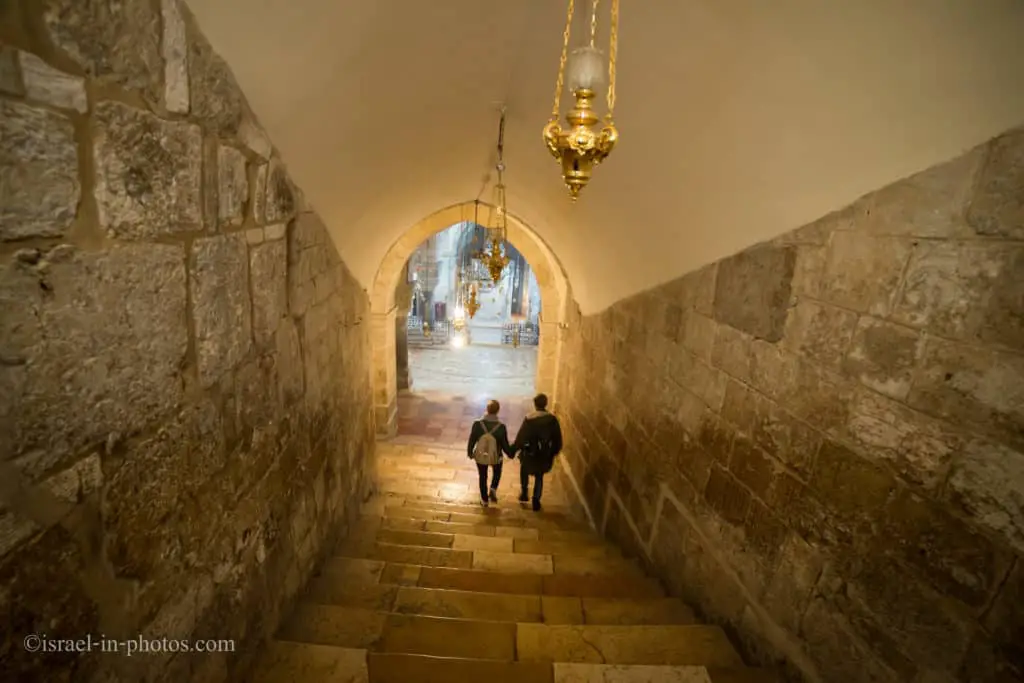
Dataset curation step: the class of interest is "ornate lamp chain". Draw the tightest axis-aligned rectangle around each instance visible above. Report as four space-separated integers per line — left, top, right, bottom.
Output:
589 0 599 47
550 0 575 122
606 0 618 120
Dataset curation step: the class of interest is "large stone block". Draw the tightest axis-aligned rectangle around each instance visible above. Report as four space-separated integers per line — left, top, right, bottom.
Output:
879 487 1013 609
265 161 296 224
43 0 162 101
191 234 252 388
712 245 795 342
818 231 913 315
93 101 202 239
0 45 20 95
18 52 87 113
184 8 243 134
250 239 287 347
782 300 858 371
800 598 903 683
1 244 187 468
946 439 1024 555
703 464 751 524
845 388 961 490
968 128 1024 239
863 147 983 238
810 440 897 522
909 338 1024 450
103 398 225 619
891 241 1023 348
0 527 101 682
982 561 1024 675
842 316 923 400
843 554 976 672
217 145 248 226
0 100 79 241
761 532 824 632
161 0 189 114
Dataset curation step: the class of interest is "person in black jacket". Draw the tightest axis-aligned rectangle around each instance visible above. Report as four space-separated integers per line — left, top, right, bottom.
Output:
512 393 563 511
467 400 515 506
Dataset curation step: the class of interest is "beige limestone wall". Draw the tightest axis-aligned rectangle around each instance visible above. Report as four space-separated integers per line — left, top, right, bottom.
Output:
556 127 1024 682
0 2 375 681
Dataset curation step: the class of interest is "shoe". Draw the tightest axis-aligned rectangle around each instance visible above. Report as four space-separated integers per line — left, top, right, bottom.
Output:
489 489 498 503
532 500 541 512
481 499 489 508
518 492 528 502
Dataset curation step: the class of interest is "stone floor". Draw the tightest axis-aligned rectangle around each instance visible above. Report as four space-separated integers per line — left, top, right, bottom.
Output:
248 439 780 682
407 343 536 396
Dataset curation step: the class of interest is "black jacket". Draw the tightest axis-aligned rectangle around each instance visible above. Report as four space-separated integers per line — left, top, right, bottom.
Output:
512 410 563 474
467 415 514 460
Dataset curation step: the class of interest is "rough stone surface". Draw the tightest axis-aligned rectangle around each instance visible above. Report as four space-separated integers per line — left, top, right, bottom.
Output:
239 117 272 159
217 145 248 226
558 132 1024 683
820 231 913 315
185 9 243 134
0 45 21 95
712 245 795 342
42 0 162 101
0 244 187 467
968 128 1024 239
250 239 287 347
0 100 79 241
266 160 296 224
2 20 374 683
843 317 922 400
161 0 189 114
93 101 202 239
946 440 1024 555
892 240 1019 345
190 234 252 388
18 51 87 112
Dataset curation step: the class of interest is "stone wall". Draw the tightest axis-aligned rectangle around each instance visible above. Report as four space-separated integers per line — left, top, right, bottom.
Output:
0 2 375 682
556 128 1023 683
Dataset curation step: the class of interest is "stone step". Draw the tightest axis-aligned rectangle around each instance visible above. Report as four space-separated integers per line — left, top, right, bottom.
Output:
248 641 367 683
516 624 743 667
314 557 666 599
379 504 587 532
277 605 739 667
250 642 777 683
367 652 553 683
305 575 696 625
347 537 645 578
374 527 615 557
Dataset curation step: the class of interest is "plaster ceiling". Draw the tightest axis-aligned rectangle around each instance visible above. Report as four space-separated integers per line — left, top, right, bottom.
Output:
187 0 1024 314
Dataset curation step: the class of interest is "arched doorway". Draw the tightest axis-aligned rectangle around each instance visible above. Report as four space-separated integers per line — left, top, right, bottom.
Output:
370 202 571 437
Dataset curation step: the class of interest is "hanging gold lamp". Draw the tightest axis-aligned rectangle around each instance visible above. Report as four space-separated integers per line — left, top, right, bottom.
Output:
542 0 620 201
476 109 511 284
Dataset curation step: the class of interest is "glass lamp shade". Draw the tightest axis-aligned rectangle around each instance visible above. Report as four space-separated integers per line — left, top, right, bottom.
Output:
567 46 605 92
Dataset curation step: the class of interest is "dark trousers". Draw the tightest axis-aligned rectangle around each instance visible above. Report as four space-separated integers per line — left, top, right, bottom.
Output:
477 462 502 501
519 468 544 502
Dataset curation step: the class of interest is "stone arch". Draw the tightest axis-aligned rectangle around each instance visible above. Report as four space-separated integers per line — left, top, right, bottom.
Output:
370 202 571 435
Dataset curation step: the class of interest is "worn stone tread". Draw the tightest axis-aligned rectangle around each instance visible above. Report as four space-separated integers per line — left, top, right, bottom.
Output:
368 652 554 683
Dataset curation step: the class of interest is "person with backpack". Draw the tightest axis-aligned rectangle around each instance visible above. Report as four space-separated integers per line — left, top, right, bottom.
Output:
467 400 515 507
512 393 563 511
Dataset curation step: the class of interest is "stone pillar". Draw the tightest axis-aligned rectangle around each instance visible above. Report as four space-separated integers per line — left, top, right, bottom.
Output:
395 264 413 391
371 309 398 436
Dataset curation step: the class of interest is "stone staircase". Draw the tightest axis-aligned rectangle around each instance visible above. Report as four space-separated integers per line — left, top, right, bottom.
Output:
249 442 777 682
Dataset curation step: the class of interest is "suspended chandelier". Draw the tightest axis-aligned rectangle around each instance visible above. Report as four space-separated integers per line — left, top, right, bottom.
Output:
476 109 511 284
542 0 620 201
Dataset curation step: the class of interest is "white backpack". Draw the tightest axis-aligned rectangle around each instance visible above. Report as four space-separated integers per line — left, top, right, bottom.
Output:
472 421 501 466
